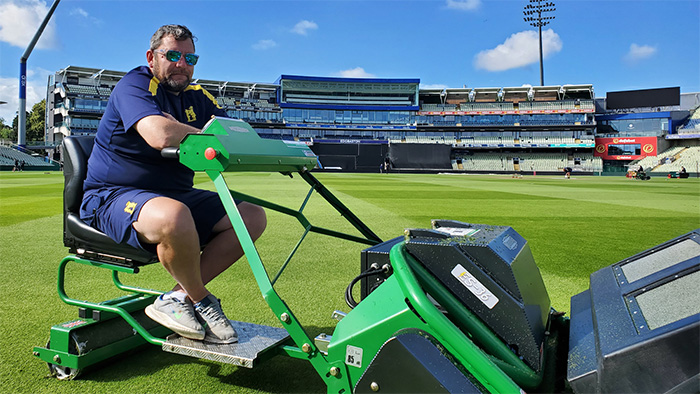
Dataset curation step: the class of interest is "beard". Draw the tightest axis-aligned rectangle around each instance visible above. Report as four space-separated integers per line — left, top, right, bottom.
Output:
153 62 192 93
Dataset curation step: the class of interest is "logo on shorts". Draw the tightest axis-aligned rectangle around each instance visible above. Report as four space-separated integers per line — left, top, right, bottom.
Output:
124 201 138 215
185 106 197 122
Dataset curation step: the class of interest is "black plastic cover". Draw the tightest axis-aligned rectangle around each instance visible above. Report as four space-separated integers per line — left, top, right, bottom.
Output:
568 229 700 393
404 220 551 371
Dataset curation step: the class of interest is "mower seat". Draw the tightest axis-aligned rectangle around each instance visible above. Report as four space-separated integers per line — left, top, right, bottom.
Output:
62 135 158 268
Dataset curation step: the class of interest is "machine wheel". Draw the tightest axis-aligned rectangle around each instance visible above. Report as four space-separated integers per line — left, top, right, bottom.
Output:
45 339 83 380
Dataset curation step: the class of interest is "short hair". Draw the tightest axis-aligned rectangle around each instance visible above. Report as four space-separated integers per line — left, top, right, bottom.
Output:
150 24 196 51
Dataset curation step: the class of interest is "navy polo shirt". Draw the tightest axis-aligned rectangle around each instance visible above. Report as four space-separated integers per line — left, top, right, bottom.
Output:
83 65 226 192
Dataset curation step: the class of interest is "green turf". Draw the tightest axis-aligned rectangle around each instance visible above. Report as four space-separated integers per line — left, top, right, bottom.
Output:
1 171 698 393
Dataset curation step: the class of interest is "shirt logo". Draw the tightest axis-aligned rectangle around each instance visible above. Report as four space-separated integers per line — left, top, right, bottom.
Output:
124 201 138 215
185 106 197 122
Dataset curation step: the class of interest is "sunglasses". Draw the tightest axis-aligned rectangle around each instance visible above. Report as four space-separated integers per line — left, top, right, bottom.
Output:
154 49 199 66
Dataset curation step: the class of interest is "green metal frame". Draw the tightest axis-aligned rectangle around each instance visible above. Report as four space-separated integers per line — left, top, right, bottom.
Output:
33 256 170 371
37 118 543 392
206 168 383 389
321 243 527 393
204 169 530 393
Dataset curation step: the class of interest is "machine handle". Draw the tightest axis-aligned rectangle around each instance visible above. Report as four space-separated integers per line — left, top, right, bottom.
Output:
161 147 180 159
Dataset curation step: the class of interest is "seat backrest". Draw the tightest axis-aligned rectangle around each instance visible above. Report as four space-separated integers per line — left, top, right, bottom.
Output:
61 135 158 266
62 135 95 215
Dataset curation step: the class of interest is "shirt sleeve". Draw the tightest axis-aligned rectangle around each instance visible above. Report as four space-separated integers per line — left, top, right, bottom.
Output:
112 70 164 132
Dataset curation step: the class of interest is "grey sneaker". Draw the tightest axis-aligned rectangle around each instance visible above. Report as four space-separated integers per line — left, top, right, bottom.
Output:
145 294 205 340
194 295 238 344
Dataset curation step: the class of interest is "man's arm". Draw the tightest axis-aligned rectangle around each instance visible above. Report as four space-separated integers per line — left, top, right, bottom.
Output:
134 113 200 150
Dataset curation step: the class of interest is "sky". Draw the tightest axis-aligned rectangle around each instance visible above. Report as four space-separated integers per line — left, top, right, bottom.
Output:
0 0 699 124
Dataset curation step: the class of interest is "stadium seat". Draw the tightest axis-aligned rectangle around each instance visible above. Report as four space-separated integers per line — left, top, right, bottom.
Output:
62 136 158 268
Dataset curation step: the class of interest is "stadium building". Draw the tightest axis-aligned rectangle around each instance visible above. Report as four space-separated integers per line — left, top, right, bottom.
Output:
43 65 700 176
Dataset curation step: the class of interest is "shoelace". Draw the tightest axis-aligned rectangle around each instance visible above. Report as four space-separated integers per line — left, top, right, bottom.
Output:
169 298 191 314
197 302 227 324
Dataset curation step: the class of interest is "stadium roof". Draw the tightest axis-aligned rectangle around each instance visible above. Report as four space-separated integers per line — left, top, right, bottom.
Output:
278 74 420 85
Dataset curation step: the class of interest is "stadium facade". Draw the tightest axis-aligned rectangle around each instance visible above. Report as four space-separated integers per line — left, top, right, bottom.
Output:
44 65 700 175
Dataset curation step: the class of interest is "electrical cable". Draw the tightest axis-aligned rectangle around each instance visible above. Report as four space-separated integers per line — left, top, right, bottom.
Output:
345 267 385 309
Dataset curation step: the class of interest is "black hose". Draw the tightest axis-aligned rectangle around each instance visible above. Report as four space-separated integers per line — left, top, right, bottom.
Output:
345 268 385 309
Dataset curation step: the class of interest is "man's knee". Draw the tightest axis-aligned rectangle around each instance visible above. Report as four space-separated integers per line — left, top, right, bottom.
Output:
135 197 196 243
240 203 267 241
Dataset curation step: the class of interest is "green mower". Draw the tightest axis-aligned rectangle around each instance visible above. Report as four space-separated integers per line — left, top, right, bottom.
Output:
34 118 700 393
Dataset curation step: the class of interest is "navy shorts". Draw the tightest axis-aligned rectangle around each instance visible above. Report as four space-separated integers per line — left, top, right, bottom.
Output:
80 187 227 253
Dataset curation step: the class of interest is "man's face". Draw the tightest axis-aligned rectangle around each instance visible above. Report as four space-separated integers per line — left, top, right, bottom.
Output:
147 35 195 93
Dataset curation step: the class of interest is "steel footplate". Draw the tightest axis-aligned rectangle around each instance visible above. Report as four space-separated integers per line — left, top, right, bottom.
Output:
162 320 289 368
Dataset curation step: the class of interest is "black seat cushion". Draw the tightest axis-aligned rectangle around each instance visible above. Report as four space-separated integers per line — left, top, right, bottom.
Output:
62 136 157 266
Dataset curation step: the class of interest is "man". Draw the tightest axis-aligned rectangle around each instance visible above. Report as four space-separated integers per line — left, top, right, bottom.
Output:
81 25 266 344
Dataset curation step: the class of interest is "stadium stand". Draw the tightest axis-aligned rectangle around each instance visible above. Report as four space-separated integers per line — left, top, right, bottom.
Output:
631 146 686 172
40 66 697 175
650 146 700 173
453 152 601 173
677 106 700 134
0 145 57 170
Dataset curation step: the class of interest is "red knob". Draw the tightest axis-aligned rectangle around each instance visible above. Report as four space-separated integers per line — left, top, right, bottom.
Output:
204 147 218 160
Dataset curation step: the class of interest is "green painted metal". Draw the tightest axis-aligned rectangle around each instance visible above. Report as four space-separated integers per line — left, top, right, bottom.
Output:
221 176 379 246
404 250 543 389
42 118 539 392
36 256 170 372
179 117 318 173
33 323 171 370
298 171 381 244
209 170 348 388
272 226 311 285
389 243 523 393
56 256 166 347
326 274 429 392
323 245 522 393
185 119 523 392
112 271 165 296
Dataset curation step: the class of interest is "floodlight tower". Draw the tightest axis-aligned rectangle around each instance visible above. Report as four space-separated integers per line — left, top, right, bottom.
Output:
18 0 60 147
523 0 556 86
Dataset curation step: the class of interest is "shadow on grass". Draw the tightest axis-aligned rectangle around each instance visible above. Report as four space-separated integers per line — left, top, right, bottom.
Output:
73 325 336 393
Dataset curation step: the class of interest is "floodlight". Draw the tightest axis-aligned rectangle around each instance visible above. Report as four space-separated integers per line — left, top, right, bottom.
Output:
522 0 556 86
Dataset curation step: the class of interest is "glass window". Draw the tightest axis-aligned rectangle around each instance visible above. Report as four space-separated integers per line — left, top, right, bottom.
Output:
608 144 641 155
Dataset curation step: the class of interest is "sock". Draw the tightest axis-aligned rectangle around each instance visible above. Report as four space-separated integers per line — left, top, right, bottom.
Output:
194 295 213 309
162 290 188 303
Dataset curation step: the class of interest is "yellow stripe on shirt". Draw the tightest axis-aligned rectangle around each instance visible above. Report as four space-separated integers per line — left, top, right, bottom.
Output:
148 76 160 96
184 84 222 109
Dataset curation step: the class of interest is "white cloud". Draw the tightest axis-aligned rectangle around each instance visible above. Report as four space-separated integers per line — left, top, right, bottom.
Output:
624 43 657 64
474 29 562 72
0 0 59 49
0 69 48 125
69 7 88 18
69 7 102 24
252 39 277 50
421 83 449 90
336 67 376 78
291 20 318 36
446 0 481 11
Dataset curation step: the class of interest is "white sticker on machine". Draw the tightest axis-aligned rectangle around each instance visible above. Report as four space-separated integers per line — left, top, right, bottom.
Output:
345 345 363 368
450 264 499 309
434 227 480 237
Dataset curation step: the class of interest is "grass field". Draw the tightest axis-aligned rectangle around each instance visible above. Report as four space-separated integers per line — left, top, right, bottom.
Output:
1 171 698 393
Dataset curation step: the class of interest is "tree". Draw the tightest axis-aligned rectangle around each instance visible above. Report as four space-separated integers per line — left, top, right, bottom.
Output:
0 117 16 140
27 99 46 142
